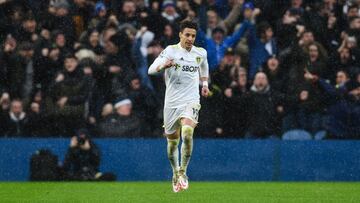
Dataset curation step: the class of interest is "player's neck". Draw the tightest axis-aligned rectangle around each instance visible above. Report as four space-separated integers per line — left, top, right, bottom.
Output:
179 42 192 52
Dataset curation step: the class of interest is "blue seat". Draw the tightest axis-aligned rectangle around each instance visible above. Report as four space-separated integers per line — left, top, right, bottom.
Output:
282 129 312 140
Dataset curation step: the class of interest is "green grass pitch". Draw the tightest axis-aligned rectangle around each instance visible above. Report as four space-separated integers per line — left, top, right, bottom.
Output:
0 182 359 202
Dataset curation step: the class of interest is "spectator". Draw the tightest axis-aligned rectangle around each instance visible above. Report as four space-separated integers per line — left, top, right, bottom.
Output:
117 0 140 28
247 21 277 80
222 67 249 137
304 41 329 78
245 72 284 139
98 97 143 137
146 40 166 101
102 30 135 102
7 42 36 102
196 20 251 71
69 0 93 39
262 55 285 92
26 90 50 137
44 1 76 46
200 0 244 38
132 26 156 90
46 53 90 136
127 75 159 136
159 23 178 48
88 2 107 31
328 47 356 83
161 0 181 24
80 29 104 56
0 99 30 137
13 12 39 44
211 48 239 90
1 35 18 97
305 70 360 139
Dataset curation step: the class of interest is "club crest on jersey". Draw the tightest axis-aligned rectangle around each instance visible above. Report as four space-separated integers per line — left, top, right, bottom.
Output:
160 50 165 58
196 57 201 64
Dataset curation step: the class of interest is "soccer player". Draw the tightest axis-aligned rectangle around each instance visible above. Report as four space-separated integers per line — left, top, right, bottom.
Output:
148 20 209 192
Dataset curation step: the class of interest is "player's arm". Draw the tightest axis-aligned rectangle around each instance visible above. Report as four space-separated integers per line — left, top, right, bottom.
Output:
200 50 209 97
148 48 175 75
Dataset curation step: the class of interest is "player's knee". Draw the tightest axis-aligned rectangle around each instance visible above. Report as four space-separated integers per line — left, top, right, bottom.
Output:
167 137 180 146
166 131 180 140
181 125 194 142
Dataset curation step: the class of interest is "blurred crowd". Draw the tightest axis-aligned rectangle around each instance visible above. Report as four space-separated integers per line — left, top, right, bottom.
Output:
0 0 359 139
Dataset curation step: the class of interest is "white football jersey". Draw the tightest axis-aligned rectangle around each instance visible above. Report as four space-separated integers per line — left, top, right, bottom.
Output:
148 43 209 108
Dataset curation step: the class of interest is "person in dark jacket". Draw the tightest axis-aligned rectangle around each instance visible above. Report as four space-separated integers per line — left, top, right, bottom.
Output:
245 72 284 139
13 13 39 44
101 31 136 103
222 67 249 138
127 76 159 137
46 53 90 136
62 129 101 181
0 99 30 137
98 97 143 137
304 70 360 139
262 55 285 92
6 42 36 103
43 2 76 46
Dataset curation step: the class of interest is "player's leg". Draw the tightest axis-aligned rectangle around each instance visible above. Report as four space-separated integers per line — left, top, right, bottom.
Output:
178 103 200 190
166 130 180 176
179 118 196 175
178 118 197 190
164 107 182 192
166 130 181 192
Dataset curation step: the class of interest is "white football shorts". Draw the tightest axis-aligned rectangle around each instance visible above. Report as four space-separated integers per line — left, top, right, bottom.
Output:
163 103 201 135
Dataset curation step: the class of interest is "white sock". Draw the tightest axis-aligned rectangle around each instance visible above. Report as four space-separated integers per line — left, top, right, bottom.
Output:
167 137 180 175
180 125 194 175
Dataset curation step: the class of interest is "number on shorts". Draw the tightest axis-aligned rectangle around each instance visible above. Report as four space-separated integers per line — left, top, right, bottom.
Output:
192 108 199 121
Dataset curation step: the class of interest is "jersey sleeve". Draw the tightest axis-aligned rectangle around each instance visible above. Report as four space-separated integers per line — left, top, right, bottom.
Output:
148 47 171 75
199 49 209 78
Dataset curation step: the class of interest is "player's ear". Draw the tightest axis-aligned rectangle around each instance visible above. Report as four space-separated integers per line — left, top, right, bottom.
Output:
179 32 182 39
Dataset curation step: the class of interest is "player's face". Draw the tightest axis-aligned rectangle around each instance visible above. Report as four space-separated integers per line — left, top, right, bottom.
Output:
179 28 196 50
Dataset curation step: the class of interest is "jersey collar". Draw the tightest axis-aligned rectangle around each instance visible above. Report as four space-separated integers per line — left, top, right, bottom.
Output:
177 42 192 52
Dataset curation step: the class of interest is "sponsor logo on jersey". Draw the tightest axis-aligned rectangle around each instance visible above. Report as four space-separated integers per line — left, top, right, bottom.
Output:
180 57 184 61
196 57 201 64
182 65 199 72
174 63 181 71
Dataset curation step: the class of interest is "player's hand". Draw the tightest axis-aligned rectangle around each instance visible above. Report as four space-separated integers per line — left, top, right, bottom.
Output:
164 59 175 69
202 85 209 97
